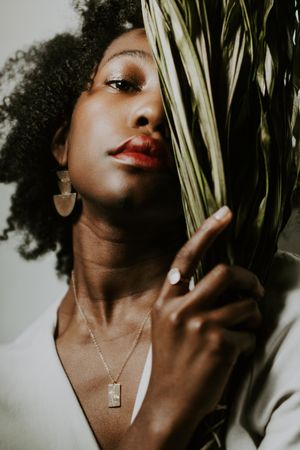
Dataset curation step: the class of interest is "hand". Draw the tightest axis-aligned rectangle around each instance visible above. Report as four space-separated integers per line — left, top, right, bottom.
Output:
144 206 264 436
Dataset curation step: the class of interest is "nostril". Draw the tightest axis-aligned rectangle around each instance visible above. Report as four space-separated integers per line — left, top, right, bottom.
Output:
158 123 170 141
135 116 170 141
137 116 149 127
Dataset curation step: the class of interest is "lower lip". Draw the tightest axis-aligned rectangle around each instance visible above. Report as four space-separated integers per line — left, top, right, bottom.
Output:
111 152 166 170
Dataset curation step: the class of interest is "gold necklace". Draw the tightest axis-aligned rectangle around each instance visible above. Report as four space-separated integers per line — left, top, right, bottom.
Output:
71 271 152 408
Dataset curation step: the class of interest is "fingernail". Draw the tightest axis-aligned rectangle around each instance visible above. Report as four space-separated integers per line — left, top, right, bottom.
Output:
213 206 230 221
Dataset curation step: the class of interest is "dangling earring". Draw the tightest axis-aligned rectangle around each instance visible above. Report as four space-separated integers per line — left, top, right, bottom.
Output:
53 170 77 217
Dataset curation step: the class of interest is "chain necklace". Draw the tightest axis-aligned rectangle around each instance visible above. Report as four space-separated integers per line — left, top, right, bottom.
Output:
71 271 152 408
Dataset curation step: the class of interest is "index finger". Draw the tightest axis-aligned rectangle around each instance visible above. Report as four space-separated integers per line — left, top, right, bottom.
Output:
159 206 233 300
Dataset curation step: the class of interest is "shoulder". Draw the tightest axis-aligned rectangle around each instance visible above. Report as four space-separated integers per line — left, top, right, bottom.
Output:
265 250 300 301
257 251 300 403
260 251 300 357
0 300 60 391
0 299 60 348
226 251 300 449
0 300 62 448
0 299 99 450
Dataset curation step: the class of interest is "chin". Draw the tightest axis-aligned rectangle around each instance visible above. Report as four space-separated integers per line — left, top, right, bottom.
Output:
79 184 183 229
74 166 183 224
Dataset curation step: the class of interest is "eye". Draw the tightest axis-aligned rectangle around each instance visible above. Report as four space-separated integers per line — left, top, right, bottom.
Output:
105 78 141 93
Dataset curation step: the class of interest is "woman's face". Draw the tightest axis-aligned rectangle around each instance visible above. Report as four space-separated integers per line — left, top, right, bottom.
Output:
64 28 183 227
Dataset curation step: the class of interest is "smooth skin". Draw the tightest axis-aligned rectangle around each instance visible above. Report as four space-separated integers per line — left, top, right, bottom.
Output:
54 28 263 450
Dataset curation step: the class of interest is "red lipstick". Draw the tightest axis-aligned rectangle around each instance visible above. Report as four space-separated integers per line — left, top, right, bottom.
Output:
109 135 168 170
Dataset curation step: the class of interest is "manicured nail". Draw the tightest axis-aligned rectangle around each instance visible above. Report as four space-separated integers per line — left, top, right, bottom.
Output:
213 206 230 221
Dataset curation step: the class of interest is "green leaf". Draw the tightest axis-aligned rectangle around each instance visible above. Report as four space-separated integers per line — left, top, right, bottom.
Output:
142 0 300 284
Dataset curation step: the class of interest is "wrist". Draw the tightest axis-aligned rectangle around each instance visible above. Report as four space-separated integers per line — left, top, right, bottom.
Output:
129 398 199 449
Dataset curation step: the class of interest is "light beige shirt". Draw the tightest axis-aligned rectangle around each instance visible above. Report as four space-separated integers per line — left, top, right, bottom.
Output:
1 252 300 450
226 252 300 449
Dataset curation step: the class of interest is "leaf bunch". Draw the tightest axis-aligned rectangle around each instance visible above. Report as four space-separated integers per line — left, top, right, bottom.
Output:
142 0 300 282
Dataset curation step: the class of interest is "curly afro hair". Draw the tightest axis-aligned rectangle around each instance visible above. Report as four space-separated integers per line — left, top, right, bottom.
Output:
0 0 144 277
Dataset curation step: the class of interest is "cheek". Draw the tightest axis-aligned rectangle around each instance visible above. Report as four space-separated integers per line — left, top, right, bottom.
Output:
66 96 118 199
68 93 118 156
64 92 183 218
66 90 158 201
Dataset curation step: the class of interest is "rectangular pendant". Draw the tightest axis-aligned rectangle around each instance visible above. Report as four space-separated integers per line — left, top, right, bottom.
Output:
108 383 121 408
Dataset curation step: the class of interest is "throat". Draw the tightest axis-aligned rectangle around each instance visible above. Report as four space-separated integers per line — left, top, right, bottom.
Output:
70 224 184 322
71 212 185 304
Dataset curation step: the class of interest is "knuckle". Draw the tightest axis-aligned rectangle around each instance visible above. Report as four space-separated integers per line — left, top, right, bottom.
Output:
169 310 182 327
207 329 225 351
207 329 236 357
240 332 256 356
237 267 263 296
197 219 220 242
176 244 190 263
187 316 207 333
250 272 261 292
199 218 214 234
153 298 163 314
152 301 186 330
214 263 233 282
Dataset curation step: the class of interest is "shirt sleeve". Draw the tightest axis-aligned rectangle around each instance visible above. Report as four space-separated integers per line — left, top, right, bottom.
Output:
226 275 300 450
258 390 300 449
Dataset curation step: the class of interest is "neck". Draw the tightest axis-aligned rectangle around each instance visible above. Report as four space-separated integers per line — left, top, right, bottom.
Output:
69 209 184 327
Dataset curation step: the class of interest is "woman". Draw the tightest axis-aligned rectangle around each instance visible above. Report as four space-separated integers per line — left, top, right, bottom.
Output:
0 1 299 449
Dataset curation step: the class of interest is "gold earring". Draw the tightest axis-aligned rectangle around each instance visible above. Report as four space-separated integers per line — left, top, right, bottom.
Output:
53 170 77 217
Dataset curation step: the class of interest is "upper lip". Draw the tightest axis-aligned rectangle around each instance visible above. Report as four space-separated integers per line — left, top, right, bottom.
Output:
109 135 169 161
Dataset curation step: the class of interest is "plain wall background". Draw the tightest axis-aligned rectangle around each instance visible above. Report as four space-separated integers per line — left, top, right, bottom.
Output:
0 0 78 342
0 0 299 343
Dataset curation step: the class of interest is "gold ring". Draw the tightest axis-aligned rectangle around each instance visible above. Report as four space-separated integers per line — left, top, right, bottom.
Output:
167 268 190 286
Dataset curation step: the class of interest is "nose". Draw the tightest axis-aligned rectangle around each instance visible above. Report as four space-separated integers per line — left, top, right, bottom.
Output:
128 91 168 139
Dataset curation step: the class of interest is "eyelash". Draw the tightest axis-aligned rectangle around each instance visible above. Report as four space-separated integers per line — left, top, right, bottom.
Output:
105 78 141 93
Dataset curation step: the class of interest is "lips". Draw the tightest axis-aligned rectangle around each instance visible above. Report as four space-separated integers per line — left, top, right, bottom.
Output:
109 135 170 170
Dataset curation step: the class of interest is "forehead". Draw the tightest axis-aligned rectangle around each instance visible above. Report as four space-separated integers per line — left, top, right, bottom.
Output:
100 28 154 67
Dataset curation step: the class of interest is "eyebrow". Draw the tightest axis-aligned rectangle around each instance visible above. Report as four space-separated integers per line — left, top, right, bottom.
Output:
104 49 153 64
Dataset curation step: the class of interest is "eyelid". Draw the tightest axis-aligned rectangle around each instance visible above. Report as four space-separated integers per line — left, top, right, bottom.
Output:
105 73 142 84
104 76 142 92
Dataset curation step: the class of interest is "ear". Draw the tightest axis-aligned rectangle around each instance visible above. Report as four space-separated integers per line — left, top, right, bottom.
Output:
51 122 69 167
